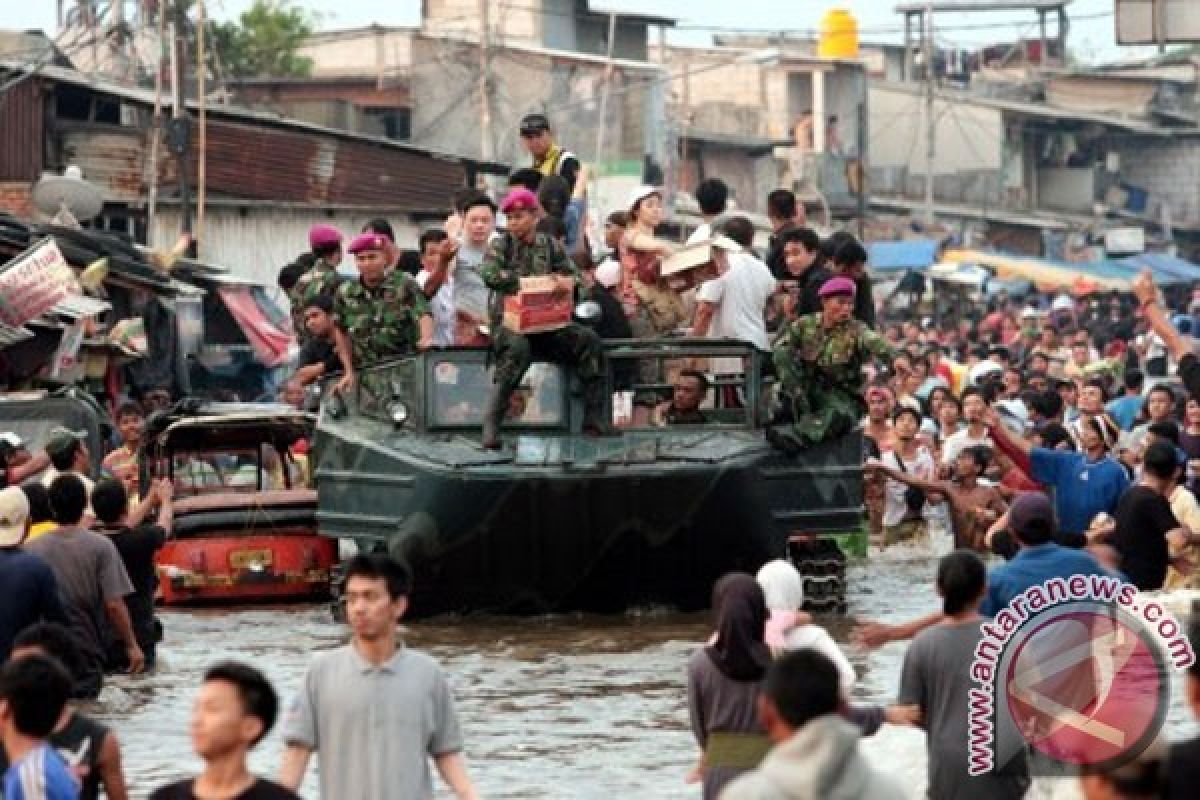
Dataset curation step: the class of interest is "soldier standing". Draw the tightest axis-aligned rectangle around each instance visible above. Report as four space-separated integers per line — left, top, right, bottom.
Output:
769 276 897 453
480 189 606 449
333 233 433 394
289 225 344 343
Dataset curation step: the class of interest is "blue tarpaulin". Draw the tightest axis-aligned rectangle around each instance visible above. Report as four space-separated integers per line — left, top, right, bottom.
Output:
867 239 941 272
1118 252 1200 283
1072 257 1191 287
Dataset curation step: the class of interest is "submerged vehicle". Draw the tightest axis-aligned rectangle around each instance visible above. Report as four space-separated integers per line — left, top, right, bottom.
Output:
315 340 865 616
142 402 336 604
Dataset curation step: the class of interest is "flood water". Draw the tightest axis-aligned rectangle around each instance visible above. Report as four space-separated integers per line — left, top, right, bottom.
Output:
98 548 1200 799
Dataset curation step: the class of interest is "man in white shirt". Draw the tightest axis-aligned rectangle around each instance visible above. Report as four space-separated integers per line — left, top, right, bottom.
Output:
880 406 937 547
941 387 993 468
692 217 776 353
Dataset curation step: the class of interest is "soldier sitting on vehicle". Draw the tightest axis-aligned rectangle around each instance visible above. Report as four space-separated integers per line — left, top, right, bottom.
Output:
654 369 711 426
769 276 899 454
333 233 434 394
480 188 607 449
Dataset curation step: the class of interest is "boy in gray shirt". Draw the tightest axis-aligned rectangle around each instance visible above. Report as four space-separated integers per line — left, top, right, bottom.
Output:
279 554 476 800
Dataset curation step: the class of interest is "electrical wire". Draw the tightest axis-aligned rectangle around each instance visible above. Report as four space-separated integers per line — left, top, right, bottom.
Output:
420 1 1113 37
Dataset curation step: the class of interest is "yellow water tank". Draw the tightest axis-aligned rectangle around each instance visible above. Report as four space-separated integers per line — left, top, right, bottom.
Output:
817 8 859 59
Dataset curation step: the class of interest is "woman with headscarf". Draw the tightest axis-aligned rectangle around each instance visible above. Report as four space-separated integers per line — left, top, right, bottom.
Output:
687 573 771 799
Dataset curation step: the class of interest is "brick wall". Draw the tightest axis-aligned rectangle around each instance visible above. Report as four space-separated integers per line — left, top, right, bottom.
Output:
0 182 33 217
1109 137 1200 225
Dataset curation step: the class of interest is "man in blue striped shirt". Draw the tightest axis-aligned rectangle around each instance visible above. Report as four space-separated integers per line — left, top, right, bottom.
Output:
0 655 78 799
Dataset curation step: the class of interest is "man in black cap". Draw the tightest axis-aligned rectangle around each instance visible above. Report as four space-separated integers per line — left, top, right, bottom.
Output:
519 113 580 192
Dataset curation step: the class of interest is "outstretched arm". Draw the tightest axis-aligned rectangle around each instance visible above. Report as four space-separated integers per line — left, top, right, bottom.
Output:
853 611 945 649
986 406 1032 459
865 460 947 497
1133 270 1189 363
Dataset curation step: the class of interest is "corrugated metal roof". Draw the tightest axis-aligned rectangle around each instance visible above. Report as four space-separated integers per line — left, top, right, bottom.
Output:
155 118 466 210
0 78 44 182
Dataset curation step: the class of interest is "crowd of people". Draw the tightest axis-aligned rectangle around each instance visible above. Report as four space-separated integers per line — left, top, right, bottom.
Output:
5 107 1200 799
271 112 894 452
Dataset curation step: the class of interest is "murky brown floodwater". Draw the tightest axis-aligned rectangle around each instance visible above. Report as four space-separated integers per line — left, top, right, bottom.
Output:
97 549 1200 799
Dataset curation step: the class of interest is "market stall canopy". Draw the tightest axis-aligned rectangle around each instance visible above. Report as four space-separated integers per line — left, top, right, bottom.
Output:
942 248 1198 294
928 261 1033 296
942 249 1120 293
1119 252 1200 283
867 238 942 273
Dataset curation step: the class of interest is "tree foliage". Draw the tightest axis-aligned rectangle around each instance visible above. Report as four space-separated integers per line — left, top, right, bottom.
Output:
209 0 315 79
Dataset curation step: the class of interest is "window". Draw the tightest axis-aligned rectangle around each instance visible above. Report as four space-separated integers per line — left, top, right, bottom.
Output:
361 107 411 141
429 359 564 429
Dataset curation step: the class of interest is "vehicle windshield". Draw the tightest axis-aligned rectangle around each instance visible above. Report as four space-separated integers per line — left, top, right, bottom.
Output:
170 443 305 496
430 360 565 428
606 340 763 430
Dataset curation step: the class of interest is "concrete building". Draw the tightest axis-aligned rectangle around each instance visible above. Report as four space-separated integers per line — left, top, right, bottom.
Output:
422 0 674 62
651 43 869 218
869 63 1200 256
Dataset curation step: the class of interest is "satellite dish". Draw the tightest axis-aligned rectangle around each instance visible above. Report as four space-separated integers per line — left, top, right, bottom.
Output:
31 166 104 227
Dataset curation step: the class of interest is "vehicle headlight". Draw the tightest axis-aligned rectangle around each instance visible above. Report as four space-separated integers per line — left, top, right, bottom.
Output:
387 400 409 426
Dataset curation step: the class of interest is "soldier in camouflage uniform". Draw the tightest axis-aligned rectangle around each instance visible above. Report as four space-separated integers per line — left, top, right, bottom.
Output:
333 232 433 394
480 188 606 449
769 276 895 453
289 225 344 343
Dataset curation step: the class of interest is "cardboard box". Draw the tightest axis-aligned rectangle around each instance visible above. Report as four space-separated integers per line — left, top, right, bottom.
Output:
660 241 719 291
502 275 573 334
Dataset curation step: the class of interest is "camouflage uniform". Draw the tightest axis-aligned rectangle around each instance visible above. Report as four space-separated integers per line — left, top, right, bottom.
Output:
770 314 893 451
288 260 341 343
481 231 606 437
334 269 430 369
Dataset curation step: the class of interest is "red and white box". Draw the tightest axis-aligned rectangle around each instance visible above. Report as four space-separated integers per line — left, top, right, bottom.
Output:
502 275 573 334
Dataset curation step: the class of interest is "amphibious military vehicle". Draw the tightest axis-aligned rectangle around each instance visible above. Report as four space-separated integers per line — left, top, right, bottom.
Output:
313 340 864 616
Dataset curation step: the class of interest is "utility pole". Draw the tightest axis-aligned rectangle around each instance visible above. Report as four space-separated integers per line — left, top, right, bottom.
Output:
196 0 206 254
168 0 192 241
479 0 492 163
922 1 936 226
146 1 167 245
594 12 618 178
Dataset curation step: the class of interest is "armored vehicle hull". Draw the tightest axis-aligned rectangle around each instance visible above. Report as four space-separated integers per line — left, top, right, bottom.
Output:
315 344 865 616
